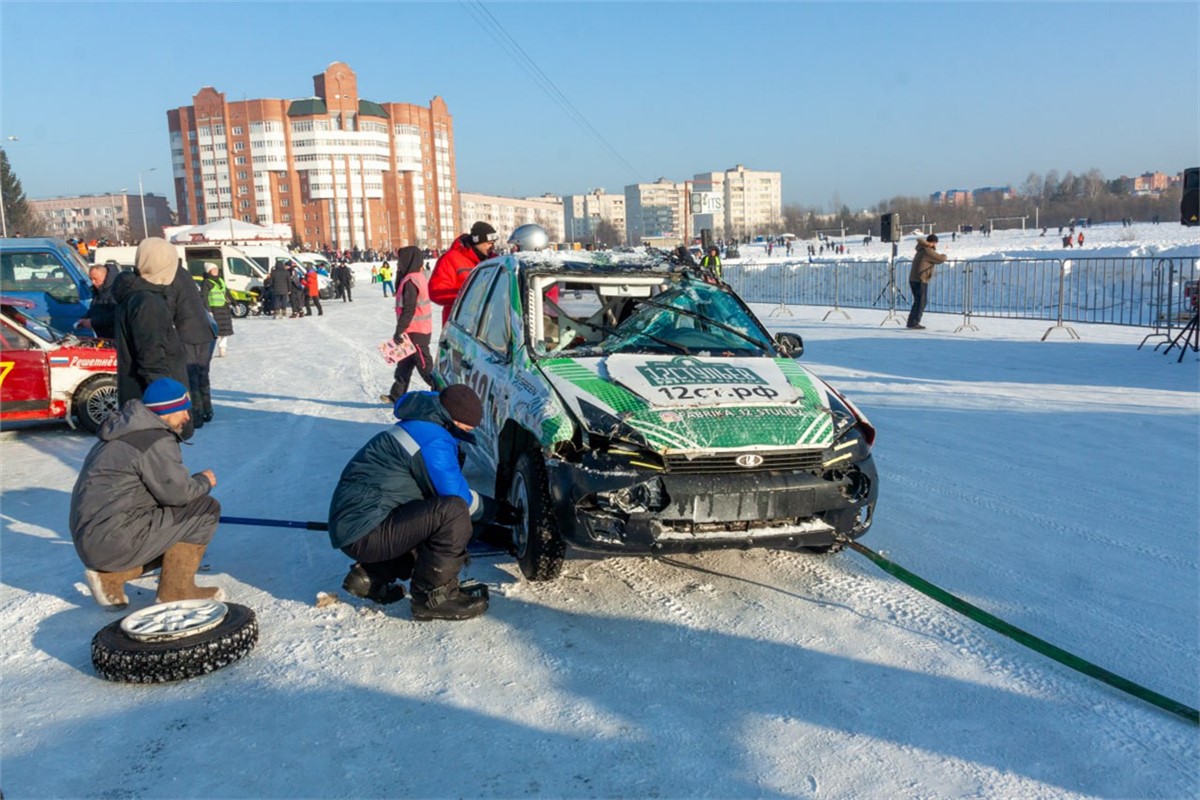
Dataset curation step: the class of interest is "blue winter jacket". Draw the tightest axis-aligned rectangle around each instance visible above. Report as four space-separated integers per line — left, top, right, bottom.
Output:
327 391 484 549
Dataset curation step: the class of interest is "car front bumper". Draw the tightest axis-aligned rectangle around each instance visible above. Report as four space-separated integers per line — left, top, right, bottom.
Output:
545 455 877 554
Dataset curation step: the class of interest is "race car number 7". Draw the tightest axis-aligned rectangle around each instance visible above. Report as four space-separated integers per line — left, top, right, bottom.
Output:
0 362 13 389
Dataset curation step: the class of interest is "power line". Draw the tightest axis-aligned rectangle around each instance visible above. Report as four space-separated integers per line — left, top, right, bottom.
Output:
459 0 645 183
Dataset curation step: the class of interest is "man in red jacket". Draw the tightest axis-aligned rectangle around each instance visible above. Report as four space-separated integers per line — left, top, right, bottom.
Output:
428 221 498 324
304 266 323 316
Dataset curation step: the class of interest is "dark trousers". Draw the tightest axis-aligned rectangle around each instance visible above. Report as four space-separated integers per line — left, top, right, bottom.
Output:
183 341 213 425
907 281 928 327
388 332 434 401
341 496 472 591
305 293 323 316
343 280 352 302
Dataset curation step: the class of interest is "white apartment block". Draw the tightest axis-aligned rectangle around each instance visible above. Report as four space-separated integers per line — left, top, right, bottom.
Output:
624 178 689 245
563 188 626 244
28 193 171 241
712 164 781 240
458 192 564 245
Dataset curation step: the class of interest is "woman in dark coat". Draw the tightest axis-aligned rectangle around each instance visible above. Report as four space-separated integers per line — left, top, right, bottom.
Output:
201 263 235 358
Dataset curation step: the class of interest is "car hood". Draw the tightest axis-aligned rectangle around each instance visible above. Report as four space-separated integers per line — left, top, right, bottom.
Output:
537 354 835 452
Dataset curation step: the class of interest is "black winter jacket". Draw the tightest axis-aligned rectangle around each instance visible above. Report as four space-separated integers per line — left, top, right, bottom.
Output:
113 273 188 405
170 267 216 346
84 263 120 339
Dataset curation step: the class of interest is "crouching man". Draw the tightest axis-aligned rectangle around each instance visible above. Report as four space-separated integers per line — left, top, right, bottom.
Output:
69 377 224 610
329 385 508 621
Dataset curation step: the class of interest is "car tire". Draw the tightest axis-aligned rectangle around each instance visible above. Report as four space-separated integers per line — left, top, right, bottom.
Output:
91 603 258 683
509 451 565 581
229 300 250 319
74 374 119 434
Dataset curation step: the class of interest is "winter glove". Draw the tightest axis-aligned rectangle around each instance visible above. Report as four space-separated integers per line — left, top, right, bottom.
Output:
494 500 523 526
393 331 405 344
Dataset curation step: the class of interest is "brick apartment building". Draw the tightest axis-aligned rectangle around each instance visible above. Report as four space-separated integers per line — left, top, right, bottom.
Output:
167 62 459 252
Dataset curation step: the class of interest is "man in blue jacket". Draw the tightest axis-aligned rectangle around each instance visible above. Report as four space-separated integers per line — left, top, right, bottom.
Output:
328 384 510 621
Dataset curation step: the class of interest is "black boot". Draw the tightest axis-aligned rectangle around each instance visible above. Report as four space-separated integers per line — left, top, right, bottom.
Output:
411 579 487 621
342 564 406 605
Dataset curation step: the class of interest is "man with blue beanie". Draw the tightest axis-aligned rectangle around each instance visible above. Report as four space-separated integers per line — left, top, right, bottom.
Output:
328 384 517 621
69 377 223 610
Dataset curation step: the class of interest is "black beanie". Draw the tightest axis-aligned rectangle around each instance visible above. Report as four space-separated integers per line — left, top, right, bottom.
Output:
470 221 498 244
927 234 939 243
440 384 483 427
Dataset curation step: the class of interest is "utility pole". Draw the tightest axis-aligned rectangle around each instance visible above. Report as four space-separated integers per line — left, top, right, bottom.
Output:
137 167 157 240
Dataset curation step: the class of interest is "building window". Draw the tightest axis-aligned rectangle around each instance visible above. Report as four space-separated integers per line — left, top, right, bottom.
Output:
235 156 247 165
234 141 245 151
238 186 248 196
279 184 288 193
237 171 248 180
232 126 243 136
280 198 289 207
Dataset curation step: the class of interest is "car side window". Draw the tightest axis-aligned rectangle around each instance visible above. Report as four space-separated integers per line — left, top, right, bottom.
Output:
452 266 497 335
227 257 255 278
477 273 510 355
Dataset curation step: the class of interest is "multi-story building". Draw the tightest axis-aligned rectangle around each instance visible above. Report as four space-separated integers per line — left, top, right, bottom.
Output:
29 193 171 242
1120 171 1175 195
167 62 458 252
930 189 972 206
972 186 1015 204
624 178 689 245
701 165 782 241
563 188 626 245
458 192 564 245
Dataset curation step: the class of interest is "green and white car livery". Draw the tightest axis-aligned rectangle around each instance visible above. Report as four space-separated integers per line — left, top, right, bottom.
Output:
437 249 878 581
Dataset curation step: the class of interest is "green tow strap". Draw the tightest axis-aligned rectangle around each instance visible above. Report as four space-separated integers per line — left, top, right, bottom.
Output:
846 541 1199 725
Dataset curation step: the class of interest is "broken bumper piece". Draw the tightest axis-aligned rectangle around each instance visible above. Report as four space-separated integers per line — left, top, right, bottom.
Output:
545 456 877 555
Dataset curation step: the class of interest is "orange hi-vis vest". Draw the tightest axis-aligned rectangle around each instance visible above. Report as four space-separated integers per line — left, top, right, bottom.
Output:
397 271 433 334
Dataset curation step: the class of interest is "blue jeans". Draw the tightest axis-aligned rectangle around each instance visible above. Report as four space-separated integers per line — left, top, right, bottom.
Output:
382 280 394 297
907 281 928 327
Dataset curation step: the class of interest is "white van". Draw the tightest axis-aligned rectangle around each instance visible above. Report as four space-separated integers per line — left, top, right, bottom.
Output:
180 243 268 318
240 244 332 299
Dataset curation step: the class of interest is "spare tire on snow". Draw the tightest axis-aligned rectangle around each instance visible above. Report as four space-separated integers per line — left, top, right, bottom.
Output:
91 601 258 683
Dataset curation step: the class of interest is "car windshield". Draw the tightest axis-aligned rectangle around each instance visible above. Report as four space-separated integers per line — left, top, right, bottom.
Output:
2 304 65 342
531 276 774 357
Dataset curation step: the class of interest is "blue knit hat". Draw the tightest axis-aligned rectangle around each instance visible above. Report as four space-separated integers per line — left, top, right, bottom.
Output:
143 378 192 415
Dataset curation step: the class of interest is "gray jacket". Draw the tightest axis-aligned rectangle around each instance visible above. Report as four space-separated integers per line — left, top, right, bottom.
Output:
69 400 212 570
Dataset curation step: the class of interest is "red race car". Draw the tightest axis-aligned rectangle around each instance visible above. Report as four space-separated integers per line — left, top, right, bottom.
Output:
1 297 119 434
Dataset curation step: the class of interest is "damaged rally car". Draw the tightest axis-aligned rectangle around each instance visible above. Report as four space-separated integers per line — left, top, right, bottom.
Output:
0 296 119 433
437 245 878 581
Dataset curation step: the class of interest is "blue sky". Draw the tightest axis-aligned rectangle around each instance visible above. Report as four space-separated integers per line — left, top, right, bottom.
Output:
1 1 1196 210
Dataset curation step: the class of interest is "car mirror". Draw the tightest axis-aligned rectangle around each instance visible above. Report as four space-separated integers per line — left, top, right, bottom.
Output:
774 331 804 358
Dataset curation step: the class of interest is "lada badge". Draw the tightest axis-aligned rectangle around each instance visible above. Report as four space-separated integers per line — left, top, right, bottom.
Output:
736 454 764 468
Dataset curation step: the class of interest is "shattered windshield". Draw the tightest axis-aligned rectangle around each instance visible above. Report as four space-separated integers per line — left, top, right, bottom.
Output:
531 277 773 357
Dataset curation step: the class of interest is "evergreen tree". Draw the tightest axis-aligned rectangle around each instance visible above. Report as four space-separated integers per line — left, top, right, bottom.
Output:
1 148 42 237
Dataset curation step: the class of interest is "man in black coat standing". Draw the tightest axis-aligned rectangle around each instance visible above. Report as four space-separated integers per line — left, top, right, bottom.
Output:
113 238 189 429
78 262 120 339
170 264 217 428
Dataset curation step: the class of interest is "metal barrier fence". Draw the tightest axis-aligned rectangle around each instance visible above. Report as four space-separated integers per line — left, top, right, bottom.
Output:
725 256 1198 339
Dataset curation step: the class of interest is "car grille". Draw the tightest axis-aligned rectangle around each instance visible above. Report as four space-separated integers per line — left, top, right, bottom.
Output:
663 450 825 475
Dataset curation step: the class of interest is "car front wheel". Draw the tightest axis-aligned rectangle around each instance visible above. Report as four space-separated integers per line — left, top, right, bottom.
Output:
74 374 119 434
229 300 250 318
509 451 565 581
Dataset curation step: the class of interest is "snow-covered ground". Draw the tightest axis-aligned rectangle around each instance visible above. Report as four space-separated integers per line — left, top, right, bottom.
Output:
2 224 1198 798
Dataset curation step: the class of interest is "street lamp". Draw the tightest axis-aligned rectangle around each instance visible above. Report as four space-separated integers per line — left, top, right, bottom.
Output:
137 167 157 241
1 135 19 238
109 188 128 241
